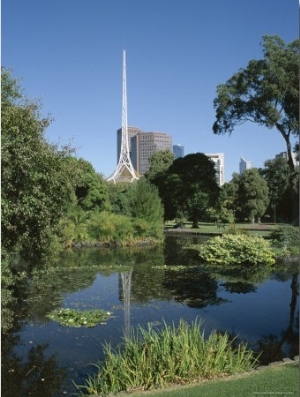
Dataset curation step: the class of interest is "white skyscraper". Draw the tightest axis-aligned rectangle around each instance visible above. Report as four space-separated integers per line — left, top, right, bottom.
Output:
239 157 252 174
206 153 225 186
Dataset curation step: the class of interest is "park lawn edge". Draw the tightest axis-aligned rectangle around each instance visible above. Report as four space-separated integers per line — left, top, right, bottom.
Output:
121 359 299 397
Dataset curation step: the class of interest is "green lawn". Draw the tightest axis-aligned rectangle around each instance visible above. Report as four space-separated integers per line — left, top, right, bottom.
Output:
165 220 276 238
124 362 299 397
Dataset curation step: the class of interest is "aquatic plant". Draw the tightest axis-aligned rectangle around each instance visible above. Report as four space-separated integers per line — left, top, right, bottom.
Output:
46 308 111 327
77 319 257 396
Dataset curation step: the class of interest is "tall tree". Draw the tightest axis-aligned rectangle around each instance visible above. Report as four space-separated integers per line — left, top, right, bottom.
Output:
1 68 76 265
260 157 291 222
153 153 220 227
213 35 299 173
234 169 269 223
127 178 164 224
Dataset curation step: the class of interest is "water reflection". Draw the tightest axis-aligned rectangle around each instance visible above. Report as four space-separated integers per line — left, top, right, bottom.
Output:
1 235 299 396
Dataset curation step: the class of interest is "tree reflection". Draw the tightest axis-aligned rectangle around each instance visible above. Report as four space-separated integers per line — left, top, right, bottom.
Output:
256 272 299 364
1 342 66 397
163 267 228 308
202 262 274 294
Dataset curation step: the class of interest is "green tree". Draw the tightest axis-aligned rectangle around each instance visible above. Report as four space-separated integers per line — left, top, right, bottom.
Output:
127 178 164 225
73 158 110 211
1 68 76 265
260 157 291 222
234 169 269 223
145 149 174 181
106 182 131 215
153 153 220 227
213 35 299 173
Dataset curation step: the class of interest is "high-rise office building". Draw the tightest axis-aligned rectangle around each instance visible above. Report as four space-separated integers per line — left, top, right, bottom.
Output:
117 127 173 175
206 153 225 186
239 157 252 174
173 144 184 159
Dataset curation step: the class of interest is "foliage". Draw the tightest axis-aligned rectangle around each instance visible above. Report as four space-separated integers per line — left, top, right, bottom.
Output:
127 178 164 224
145 149 174 181
225 169 269 222
1 68 77 265
61 209 163 246
260 157 294 222
46 308 112 327
270 225 299 257
106 182 131 214
195 234 275 266
206 207 235 224
152 153 220 226
78 319 257 396
213 35 299 173
73 158 110 211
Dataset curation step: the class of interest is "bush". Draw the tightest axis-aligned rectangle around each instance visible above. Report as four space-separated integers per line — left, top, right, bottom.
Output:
196 234 275 266
270 225 299 247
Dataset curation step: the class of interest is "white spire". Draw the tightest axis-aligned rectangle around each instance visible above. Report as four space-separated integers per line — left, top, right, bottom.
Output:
107 50 139 183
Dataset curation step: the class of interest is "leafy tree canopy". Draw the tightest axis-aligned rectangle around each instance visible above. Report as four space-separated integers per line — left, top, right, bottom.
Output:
145 149 174 181
152 153 220 226
213 35 299 172
127 178 164 224
232 169 269 222
1 68 77 265
72 158 110 212
260 157 291 222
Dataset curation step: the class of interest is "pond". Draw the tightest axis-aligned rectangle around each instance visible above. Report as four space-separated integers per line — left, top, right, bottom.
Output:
2 235 299 397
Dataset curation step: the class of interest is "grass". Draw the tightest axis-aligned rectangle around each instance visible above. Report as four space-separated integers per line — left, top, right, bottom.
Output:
77 319 258 396
123 361 299 397
164 220 276 238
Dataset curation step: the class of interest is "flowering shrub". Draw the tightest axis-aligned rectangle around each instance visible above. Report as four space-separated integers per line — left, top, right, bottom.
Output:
196 234 275 266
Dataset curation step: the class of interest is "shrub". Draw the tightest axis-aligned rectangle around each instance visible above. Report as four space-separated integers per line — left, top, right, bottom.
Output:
196 234 275 266
270 225 299 256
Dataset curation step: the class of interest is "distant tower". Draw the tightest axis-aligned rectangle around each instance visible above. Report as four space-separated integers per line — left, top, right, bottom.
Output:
239 157 252 174
173 143 184 159
107 51 139 183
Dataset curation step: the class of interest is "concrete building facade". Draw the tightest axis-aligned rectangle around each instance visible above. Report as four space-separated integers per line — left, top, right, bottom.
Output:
239 157 252 174
205 153 225 187
117 127 173 175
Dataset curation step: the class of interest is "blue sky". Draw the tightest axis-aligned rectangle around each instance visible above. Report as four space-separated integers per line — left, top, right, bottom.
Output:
2 0 298 181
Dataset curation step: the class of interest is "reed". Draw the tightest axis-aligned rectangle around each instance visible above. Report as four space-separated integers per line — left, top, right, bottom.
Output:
77 319 257 396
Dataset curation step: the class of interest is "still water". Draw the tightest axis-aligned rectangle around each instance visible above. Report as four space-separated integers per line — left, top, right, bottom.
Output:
2 235 299 397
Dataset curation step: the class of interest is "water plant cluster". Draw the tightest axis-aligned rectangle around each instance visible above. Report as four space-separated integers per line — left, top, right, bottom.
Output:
78 319 257 396
46 308 112 328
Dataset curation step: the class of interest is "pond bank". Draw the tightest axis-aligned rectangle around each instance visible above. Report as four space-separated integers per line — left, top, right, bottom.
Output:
124 356 299 397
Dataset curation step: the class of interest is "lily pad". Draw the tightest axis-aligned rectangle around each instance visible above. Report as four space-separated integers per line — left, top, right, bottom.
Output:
46 308 112 328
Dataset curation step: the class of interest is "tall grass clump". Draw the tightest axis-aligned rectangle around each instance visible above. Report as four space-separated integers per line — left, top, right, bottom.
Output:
77 319 257 396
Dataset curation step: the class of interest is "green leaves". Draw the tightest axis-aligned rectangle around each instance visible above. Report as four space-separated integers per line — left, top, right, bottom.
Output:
78 319 257 395
213 35 300 173
1 68 76 265
46 308 112 328
196 234 276 266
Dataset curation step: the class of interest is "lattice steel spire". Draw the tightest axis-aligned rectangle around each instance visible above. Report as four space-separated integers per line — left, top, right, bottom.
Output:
107 50 139 183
